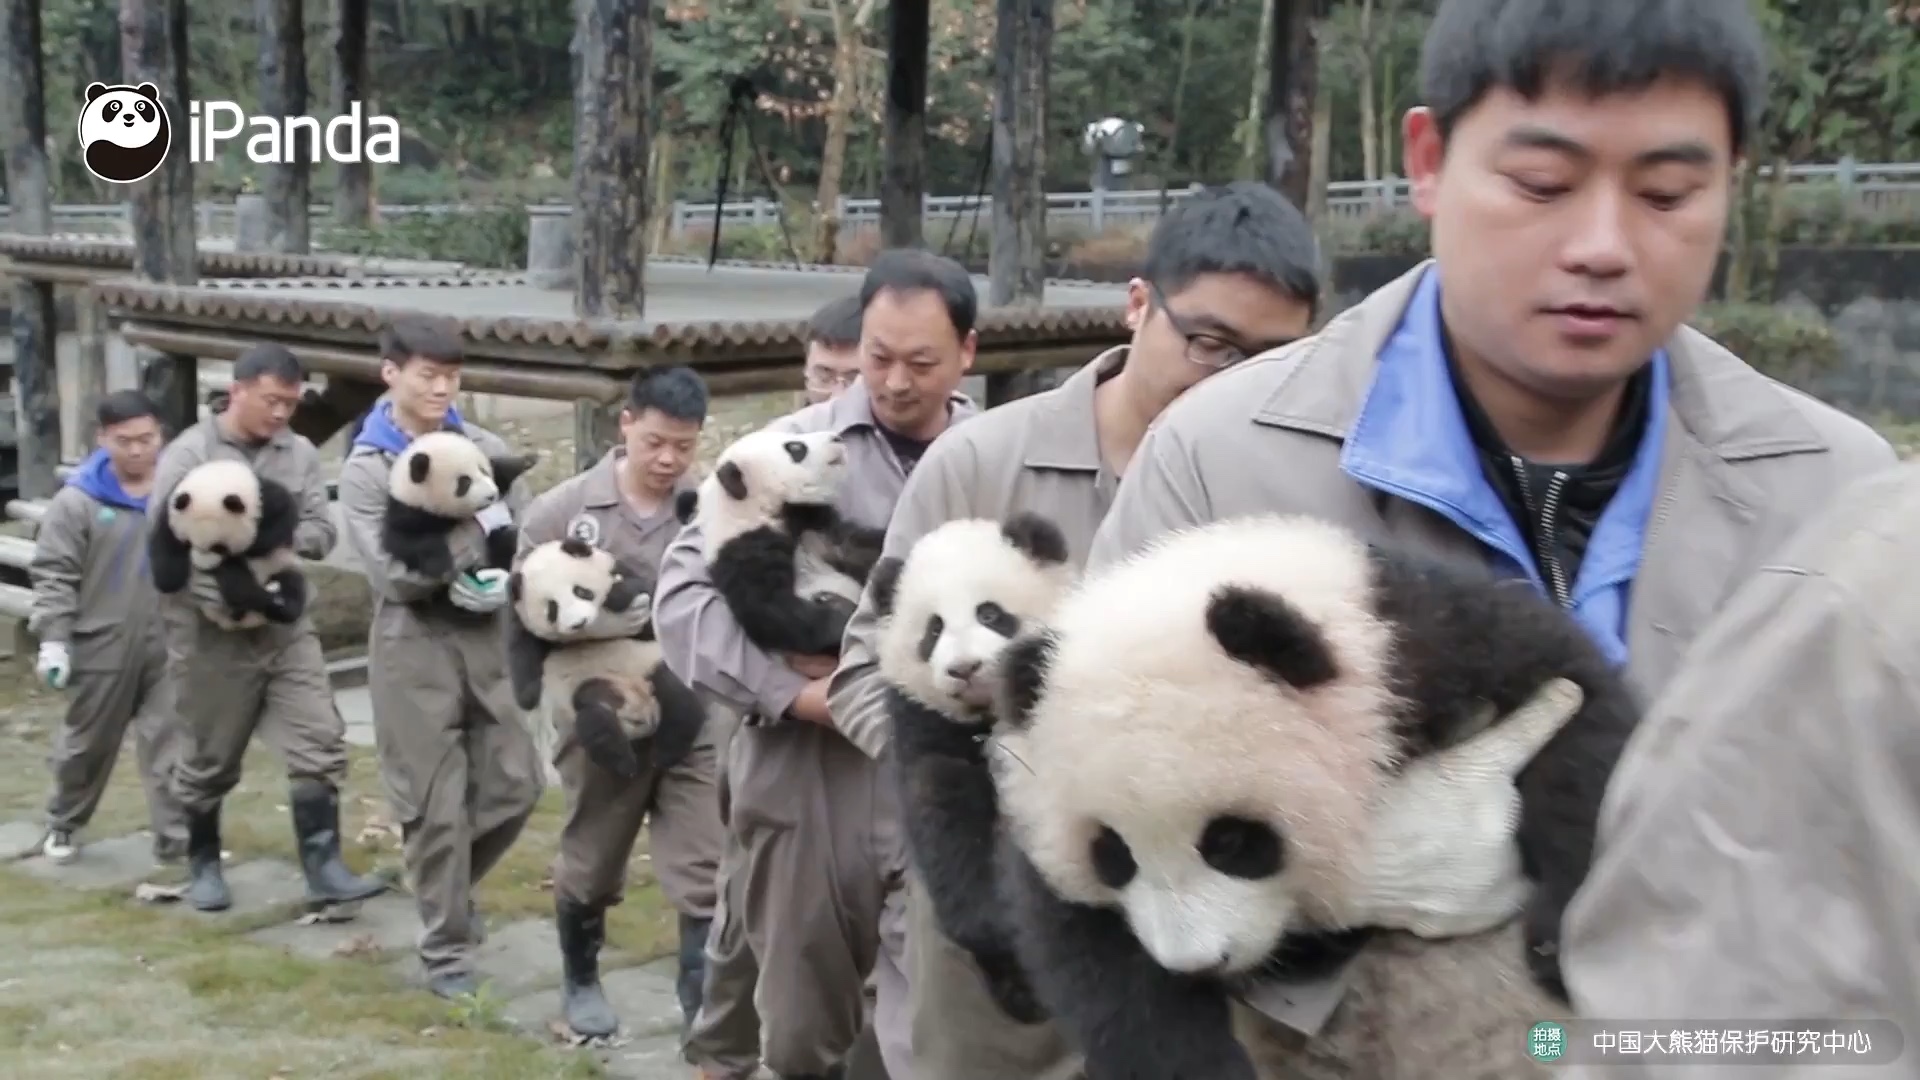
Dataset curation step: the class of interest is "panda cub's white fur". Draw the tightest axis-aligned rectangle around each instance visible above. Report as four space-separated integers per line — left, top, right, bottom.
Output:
685 428 886 657
987 512 1640 1079
149 458 307 631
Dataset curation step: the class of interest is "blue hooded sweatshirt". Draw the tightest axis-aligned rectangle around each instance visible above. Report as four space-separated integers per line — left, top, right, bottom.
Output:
66 447 151 588
350 399 466 455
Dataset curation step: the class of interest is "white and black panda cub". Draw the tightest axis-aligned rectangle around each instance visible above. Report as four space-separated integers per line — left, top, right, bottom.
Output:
384 431 536 584
988 514 1641 1080
866 512 1075 1025
680 428 886 656
150 459 308 631
504 538 706 780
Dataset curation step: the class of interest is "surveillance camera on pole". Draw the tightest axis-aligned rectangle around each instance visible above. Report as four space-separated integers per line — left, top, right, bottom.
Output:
1083 116 1145 232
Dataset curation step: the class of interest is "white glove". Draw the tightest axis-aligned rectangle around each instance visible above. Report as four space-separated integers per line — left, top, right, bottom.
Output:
1348 677 1584 938
475 502 513 535
35 642 70 690
449 567 509 613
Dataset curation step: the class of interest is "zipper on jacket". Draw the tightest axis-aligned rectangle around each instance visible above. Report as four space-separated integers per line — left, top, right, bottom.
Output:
1508 456 1573 608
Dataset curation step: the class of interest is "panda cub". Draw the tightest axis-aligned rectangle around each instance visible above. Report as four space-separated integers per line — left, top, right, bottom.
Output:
149 459 307 630
384 431 536 584
866 512 1075 1024
988 515 1641 1080
505 539 706 780
683 428 885 656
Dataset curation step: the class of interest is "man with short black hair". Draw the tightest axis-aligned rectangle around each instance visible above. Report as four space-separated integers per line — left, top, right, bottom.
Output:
1087 0 1896 1069
658 247 980 1080
30 390 188 866
831 179 1320 1079
516 364 721 1040
338 315 542 998
149 344 387 915
803 295 864 406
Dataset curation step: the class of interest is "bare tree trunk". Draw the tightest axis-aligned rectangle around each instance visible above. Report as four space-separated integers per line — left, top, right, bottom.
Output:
1237 0 1277 180
1759 154 1793 300
1158 0 1202 211
650 127 676 254
1378 5 1397 181
1725 159 1757 303
812 0 878 263
332 0 372 227
1307 52 1332 222
987 0 1053 406
1357 0 1377 181
2 0 60 496
881 0 929 249
571 0 651 470
258 0 309 252
1265 0 1320 210
120 0 198 433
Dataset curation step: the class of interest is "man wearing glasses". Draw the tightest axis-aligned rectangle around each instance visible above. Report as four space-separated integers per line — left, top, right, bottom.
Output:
827 180 1320 1079
28 391 189 867
802 295 865 406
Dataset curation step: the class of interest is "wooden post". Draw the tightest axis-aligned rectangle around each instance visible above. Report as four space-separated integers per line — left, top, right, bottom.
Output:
1264 0 1319 211
571 0 652 471
1 0 61 498
331 0 372 228
121 0 199 433
881 0 929 249
984 0 1053 406
258 0 310 252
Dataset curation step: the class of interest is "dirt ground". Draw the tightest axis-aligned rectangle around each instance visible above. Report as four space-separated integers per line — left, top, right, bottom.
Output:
0 389 802 1076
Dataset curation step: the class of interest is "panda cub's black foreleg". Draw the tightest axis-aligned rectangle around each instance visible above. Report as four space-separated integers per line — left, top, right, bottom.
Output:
888 687 1045 1023
147 500 193 595
999 845 1257 1080
644 665 706 773
502 609 551 712
573 679 643 780
211 556 284 621
711 528 858 656
483 524 520 573
382 499 459 580
259 566 309 623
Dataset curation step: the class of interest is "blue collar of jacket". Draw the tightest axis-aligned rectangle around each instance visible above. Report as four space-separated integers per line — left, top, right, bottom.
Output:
350 399 466 455
66 448 147 511
1338 266 1671 664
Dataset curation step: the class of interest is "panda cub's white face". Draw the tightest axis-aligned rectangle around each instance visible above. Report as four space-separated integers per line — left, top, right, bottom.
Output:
167 459 264 556
875 514 1073 714
698 429 848 545
513 539 633 640
991 515 1407 977
390 431 503 518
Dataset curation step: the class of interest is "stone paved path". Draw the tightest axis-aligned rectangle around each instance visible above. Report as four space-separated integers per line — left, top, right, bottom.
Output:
0 819 700 1079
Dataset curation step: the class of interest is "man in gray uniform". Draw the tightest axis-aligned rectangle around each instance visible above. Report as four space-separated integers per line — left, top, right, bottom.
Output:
830 181 1321 1079
515 366 720 1039
338 316 541 999
30 390 187 865
149 345 388 914
801 295 864 407
1085 0 1895 1064
657 249 980 1080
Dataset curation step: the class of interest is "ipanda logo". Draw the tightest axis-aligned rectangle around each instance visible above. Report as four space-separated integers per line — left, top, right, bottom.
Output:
79 81 400 185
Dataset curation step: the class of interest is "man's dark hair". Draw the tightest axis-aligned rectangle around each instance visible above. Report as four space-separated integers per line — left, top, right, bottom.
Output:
233 343 304 384
97 389 158 429
859 249 978 338
627 365 709 423
807 295 864 350
1420 0 1768 154
379 314 465 367
1142 180 1321 313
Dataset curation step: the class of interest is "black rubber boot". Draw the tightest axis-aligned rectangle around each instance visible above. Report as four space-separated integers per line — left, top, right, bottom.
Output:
675 912 713 1036
289 778 388 908
557 896 619 1038
184 804 231 912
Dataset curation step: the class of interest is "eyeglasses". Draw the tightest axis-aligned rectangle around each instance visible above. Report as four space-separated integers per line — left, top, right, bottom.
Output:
804 366 860 391
1149 283 1252 370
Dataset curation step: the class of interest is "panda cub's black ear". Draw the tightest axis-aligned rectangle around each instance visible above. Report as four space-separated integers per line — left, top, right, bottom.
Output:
559 537 595 559
869 556 905 618
716 461 749 501
674 490 700 525
1205 585 1338 690
1001 513 1069 565
996 629 1058 730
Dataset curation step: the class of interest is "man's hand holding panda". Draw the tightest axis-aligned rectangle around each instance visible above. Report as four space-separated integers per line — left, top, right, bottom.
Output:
446 504 518 613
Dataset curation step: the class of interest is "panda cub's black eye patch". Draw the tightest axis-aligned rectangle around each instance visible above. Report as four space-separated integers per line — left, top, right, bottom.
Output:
572 585 595 601
916 614 944 662
975 601 1018 636
1091 825 1136 889
1197 815 1283 880
455 476 473 499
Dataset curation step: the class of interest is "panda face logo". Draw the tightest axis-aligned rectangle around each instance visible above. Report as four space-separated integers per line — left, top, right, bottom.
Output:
77 82 170 184
565 515 602 547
